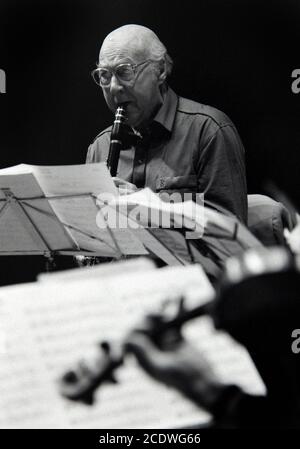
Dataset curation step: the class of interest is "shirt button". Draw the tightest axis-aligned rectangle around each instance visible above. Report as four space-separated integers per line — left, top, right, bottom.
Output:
138 159 143 164
158 178 166 188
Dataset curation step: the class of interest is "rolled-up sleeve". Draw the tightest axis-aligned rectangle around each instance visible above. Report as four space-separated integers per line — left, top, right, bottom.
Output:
86 130 111 164
85 144 94 163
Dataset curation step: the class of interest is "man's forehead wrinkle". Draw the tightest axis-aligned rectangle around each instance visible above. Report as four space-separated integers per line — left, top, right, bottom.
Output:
99 46 134 67
99 49 147 68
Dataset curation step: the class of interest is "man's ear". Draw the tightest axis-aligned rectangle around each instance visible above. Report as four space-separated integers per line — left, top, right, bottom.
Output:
157 59 167 84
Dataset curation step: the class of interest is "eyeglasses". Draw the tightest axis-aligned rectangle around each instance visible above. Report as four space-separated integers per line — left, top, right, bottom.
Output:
91 59 154 87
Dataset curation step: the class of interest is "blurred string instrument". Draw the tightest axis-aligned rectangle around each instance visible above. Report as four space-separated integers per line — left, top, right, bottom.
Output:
58 246 300 405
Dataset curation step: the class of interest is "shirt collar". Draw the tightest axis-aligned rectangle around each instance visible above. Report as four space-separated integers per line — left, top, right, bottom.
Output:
152 86 178 134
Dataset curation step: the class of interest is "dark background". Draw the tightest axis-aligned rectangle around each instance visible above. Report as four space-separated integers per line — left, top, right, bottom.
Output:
0 0 299 284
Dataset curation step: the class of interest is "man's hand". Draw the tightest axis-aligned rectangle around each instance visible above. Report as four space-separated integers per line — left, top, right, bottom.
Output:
113 177 138 195
124 317 227 413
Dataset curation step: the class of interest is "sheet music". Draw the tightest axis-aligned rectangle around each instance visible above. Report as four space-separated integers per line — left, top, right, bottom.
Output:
0 164 145 255
0 205 49 253
30 163 118 197
38 257 156 283
108 205 184 265
105 205 149 256
20 197 77 251
49 196 118 256
0 164 35 176
111 188 203 234
0 264 265 429
0 163 118 197
0 173 43 199
29 164 148 256
0 173 76 252
0 286 69 428
111 188 263 250
50 196 148 256
184 318 266 396
0 163 149 256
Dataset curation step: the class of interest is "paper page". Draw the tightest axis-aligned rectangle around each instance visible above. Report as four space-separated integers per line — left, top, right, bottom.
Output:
19 198 77 251
110 188 202 233
0 163 126 255
0 174 75 253
38 257 156 283
0 162 118 197
0 264 265 429
30 164 149 256
112 200 187 265
0 285 69 428
184 317 266 397
111 189 262 251
31 163 118 197
105 206 149 256
0 265 214 428
0 173 43 200
0 164 33 175
49 196 118 256
49 196 148 256
0 205 49 253
110 188 194 231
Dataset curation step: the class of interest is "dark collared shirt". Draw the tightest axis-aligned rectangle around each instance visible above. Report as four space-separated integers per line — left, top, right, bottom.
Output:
86 87 247 223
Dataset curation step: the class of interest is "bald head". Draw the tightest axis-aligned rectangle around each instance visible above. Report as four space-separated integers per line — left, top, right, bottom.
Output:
99 25 173 75
97 25 173 128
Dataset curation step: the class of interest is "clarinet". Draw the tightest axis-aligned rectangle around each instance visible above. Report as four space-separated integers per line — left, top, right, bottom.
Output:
106 105 126 177
74 106 126 269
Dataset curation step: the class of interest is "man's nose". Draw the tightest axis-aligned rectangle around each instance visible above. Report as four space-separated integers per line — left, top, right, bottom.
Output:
109 74 124 96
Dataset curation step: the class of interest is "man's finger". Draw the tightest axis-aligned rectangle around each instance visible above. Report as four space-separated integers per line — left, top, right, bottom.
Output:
125 332 168 378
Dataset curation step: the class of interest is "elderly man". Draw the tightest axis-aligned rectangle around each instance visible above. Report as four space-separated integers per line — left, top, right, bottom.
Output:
86 25 247 224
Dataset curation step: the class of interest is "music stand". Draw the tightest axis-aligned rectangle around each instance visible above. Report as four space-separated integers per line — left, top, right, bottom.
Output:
0 187 125 271
107 189 264 277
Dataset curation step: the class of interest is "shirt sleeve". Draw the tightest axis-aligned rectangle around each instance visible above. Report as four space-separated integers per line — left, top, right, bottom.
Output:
85 144 94 163
194 124 248 224
85 131 111 164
